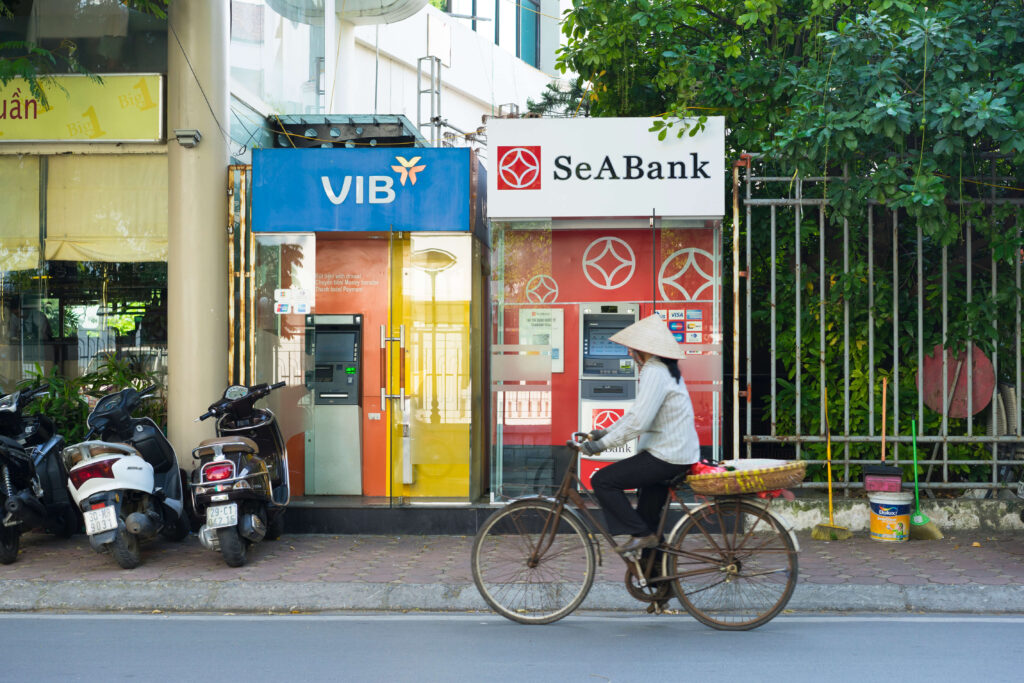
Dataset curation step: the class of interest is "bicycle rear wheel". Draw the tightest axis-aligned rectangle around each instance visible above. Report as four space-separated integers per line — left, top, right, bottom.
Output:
472 499 596 625
663 498 797 630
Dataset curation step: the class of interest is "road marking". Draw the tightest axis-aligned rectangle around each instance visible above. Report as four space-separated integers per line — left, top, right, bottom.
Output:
1 612 1023 624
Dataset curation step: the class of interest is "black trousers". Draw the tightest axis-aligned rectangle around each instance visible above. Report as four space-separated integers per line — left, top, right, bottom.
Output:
590 451 691 537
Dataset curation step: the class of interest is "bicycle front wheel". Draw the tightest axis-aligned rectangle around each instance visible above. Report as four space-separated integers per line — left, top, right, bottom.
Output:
663 498 797 630
472 499 596 625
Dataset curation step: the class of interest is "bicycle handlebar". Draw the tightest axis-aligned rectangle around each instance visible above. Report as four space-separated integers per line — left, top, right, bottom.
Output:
565 432 588 449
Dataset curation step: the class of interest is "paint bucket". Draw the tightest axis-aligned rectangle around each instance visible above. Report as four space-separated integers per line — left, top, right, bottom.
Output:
867 491 913 542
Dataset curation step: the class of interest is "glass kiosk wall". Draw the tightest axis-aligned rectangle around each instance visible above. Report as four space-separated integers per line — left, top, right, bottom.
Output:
489 218 724 501
248 146 488 507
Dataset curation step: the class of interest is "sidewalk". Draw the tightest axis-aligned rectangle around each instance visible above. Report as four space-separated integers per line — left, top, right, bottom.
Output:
1 530 1022 614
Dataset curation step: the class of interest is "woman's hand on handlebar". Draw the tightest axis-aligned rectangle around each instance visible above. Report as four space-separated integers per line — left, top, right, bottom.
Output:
566 431 602 455
565 431 587 449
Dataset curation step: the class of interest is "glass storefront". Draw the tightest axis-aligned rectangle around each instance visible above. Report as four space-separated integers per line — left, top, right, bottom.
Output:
488 218 724 501
250 231 486 506
1 154 168 393
1 1 169 395
0 0 167 74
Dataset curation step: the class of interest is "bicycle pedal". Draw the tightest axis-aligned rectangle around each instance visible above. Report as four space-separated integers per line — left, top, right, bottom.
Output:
646 600 669 615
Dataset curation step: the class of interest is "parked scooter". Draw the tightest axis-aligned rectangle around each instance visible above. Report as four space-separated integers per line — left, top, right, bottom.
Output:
62 385 190 569
191 381 289 567
0 385 78 564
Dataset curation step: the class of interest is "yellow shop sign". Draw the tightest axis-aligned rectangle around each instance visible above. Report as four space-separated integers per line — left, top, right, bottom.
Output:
0 74 163 143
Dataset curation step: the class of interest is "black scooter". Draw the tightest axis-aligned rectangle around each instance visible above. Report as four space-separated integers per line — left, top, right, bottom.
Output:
191 381 289 567
0 385 78 564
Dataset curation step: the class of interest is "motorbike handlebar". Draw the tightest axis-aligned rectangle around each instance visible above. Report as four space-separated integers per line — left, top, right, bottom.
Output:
139 384 160 398
198 411 215 421
271 381 286 390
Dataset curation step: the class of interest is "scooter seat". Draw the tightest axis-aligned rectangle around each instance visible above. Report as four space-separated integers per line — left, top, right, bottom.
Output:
193 436 258 457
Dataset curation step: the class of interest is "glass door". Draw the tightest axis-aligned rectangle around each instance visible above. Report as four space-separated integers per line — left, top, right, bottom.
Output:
384 232 478 503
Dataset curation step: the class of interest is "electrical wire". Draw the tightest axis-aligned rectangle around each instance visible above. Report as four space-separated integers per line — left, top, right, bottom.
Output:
167 16 233 148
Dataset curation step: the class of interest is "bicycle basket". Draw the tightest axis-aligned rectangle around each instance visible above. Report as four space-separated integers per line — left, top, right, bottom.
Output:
687 459 806 496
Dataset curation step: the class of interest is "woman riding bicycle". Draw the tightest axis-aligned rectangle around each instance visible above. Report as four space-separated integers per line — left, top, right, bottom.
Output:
574 313 700 556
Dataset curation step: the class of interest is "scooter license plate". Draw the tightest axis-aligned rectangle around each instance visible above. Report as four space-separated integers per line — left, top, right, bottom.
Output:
83 505 118 535
207 503 238 529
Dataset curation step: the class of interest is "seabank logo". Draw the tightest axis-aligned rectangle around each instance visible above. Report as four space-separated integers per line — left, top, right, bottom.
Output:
525 274 559 303
320 155 428 205
497 146 541 190
583 237 636 290
592 409 622 431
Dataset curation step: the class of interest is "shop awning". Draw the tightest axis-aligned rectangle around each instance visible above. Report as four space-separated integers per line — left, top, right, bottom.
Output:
0 156 40 272
44 155 167 262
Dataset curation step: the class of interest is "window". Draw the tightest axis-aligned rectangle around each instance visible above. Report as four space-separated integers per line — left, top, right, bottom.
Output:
518 0 539 67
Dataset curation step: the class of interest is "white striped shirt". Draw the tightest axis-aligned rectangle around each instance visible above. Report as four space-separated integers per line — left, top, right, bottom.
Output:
593 357 701 465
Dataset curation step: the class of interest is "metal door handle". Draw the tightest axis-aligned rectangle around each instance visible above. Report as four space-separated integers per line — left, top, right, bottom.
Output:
380 324 406 408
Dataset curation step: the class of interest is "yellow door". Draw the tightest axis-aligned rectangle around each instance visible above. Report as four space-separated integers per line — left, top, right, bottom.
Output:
384 233 478 502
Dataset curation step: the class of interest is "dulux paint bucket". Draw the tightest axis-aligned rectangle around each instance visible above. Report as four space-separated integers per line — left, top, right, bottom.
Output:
867 491 913 542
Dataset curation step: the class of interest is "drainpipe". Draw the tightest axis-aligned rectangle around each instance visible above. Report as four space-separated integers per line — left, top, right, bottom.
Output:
732 154 752 461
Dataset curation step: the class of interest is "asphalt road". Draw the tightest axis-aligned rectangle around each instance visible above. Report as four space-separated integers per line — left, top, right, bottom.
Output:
2 612 1022 682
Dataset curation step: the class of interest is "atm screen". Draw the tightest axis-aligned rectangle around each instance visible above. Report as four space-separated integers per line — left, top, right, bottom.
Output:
316 330 356 362
586 327 628 358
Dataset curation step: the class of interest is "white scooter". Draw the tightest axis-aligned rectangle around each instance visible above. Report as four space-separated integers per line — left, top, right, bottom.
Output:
62 385 190 569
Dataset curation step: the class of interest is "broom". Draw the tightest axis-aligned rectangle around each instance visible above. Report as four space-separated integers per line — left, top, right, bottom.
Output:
910 419 943 540
864 377 903 491
812 387 853 541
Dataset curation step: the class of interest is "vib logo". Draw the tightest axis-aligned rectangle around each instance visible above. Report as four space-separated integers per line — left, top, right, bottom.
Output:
320 155 428 205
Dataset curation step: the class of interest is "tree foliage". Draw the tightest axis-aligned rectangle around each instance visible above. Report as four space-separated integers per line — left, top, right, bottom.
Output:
526 76 592 117
558 1 1024 480
0 0 167 107
558 0 1024 240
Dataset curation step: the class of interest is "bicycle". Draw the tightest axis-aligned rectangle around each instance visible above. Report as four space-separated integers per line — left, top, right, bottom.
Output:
471 433 801 629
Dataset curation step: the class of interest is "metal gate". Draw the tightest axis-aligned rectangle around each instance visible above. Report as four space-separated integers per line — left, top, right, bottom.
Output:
737 157 1024 495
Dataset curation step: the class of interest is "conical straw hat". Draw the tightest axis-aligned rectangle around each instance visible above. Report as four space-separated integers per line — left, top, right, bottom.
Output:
608 314 685 360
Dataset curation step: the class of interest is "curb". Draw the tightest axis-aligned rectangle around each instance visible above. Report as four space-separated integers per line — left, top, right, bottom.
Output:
3 579 1023 614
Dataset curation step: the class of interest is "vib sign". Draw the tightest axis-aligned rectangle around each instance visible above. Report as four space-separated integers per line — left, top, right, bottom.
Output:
252 148 472 232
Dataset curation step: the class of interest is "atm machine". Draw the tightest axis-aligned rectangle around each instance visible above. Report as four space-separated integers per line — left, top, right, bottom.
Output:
578 303 639 489
304 314 362 495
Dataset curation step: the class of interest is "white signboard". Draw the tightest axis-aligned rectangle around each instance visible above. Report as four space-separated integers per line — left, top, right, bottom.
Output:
487 117 725 219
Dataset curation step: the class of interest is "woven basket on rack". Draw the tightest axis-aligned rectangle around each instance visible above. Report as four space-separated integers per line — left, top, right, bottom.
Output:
687 459 806 496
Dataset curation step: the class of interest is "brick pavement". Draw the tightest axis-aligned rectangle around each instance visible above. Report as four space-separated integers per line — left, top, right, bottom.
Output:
1 529 1022 613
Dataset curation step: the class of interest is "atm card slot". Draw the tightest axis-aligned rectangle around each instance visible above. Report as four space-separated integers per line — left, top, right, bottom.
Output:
594 386 624 394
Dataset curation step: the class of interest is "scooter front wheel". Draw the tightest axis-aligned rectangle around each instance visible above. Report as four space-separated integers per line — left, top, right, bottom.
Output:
52 507 81 539
218 526 249 567
0 525 20 565
112 529 142 569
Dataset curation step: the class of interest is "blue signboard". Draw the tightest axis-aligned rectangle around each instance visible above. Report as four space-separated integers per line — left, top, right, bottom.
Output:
252 147 473 232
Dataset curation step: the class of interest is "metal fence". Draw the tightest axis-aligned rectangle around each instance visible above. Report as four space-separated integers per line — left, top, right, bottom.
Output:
739 159 1024 495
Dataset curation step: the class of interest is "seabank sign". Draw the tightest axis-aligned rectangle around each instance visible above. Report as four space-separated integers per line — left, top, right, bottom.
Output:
487 117 725 219
252 147 473 232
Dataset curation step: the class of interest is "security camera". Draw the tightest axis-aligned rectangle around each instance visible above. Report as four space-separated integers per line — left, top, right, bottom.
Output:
173 129 202 148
